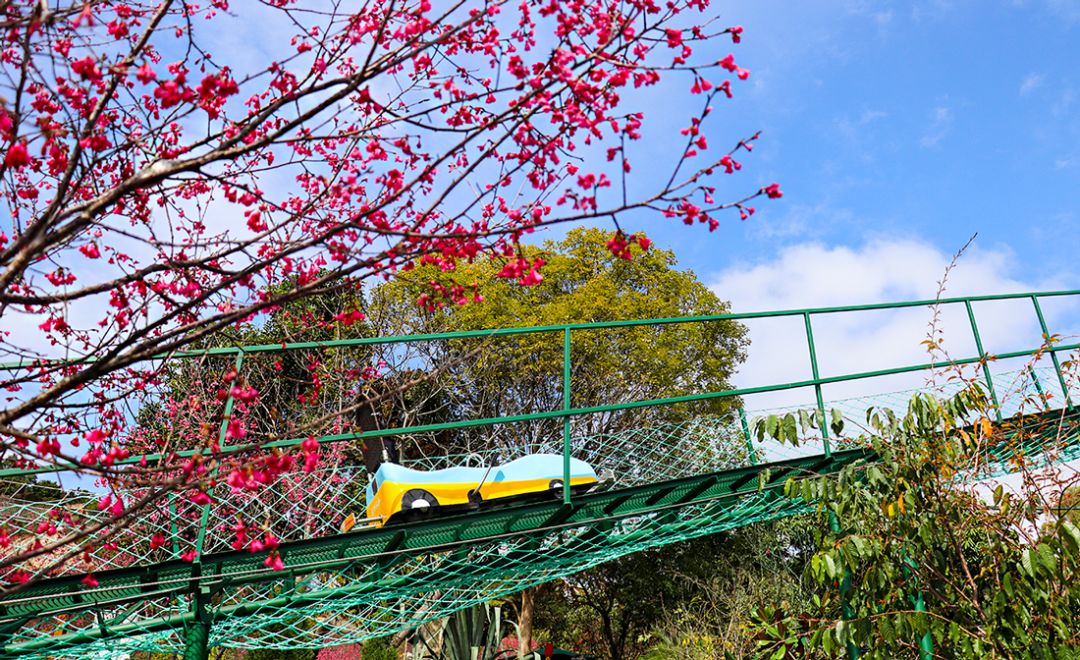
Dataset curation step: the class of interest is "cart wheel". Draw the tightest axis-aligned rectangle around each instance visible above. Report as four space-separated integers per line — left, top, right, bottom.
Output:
468 489 483 507
401 489 438 517
548 479 564 496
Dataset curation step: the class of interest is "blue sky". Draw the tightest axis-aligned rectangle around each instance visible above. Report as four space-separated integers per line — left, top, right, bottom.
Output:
574 0 1079 304
533 0 1080 416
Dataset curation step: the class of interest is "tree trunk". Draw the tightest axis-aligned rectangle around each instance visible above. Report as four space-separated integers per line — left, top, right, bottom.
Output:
519 587 536 654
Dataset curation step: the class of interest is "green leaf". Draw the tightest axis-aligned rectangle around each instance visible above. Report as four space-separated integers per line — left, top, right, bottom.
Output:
1021 548 1036 577
1037 543 1056 573
830 408 845 436
757 468 770 491
753 417 767 442
878 615 894 643
782 413 798 444
824 554 837 578
766 414 780 441
1061 521 1080 556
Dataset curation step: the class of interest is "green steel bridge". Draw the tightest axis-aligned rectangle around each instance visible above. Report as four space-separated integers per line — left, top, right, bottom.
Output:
1 290 1079 659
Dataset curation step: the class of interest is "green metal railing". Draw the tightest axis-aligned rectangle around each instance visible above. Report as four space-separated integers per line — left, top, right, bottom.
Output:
1 289 1079 659
3 289 1078 483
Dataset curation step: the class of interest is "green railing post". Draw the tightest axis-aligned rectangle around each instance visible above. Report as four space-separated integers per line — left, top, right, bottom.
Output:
562 327 572 505
738 408 758 465
184 351 245 650
167 493 182 559
194 351 246 562
183 588 212 660
804 313 831 457
1032 295 1073 410
964 301 1003 422
903 557 933 659
1029 366 1050 411
828 512 858 659
914 590 933 659
182 620 210 660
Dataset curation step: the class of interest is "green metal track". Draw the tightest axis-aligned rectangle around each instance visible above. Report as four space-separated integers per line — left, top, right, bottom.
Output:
0 448 869 647
4 399 1078 657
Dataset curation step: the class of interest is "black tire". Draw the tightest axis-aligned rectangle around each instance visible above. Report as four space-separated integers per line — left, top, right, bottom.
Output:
467 489 483 506
400 489 438 515
548 479 564 497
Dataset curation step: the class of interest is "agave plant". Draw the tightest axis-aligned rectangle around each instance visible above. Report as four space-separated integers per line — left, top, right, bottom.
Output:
414 603 523 660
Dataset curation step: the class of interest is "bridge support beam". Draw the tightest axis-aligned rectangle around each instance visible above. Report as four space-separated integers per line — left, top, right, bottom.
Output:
903 557 934 660
803 313 831 457
182 618 210 660
829 511 859 659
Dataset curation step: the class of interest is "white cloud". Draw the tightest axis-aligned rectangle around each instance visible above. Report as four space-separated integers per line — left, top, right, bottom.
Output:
708 238 1074 417
842 1 895 35
1052 89 1076 118
911 0 958 21
1020 72 1045 96
712 238 1035 310
831 109 890 165
833 109 888 138
1043 0 1080 22
748 201 855 240
920 105 953 148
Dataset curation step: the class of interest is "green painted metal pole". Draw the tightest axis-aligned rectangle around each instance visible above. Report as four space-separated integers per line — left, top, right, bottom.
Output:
964 301 1002 422
194 351 246 561
186 352 244 652
167 493 182 559
902 557 933 659
804 313 831 457
1032 295 1073 410
182 619 210 660
828 512 858 659
563 327 572 505
738 408 758 465
914 590 933 659
183 586 213 660
1029 367 1050 411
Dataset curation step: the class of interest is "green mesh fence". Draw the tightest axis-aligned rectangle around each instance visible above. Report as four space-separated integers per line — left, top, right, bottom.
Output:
0 450 866 659
1 291 1080 657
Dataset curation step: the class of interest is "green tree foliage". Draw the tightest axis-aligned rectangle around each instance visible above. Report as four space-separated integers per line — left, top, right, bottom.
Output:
370 227 749 448
368 228 753 659
530 523 817 660
750 388 1080 658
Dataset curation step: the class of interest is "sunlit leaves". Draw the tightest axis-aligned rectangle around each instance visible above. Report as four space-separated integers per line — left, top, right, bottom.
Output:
751 386 1080 658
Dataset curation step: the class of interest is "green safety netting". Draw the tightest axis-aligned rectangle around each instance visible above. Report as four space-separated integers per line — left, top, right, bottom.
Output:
1 385 1077 659
0 365 1067 580
1 292 1079 658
